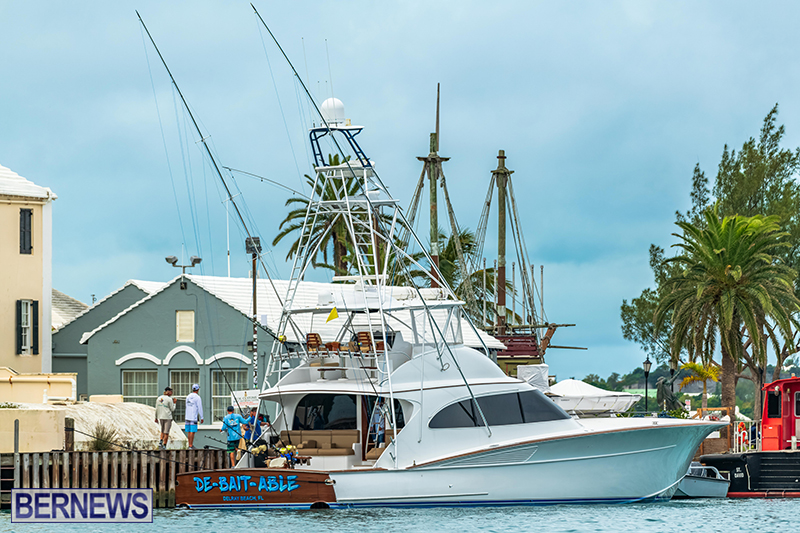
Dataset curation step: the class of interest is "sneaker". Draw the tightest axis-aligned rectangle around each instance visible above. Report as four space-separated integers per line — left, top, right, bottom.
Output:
158 442 165 450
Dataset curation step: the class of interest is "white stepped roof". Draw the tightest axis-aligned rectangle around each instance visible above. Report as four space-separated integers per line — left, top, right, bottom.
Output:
51 289 89 329
189 275 506 351
0 164 56 200
58 279 166 332
80 274 505 351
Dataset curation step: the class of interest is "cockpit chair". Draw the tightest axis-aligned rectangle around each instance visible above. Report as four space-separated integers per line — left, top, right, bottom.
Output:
357 331 374 353
306 333 325 354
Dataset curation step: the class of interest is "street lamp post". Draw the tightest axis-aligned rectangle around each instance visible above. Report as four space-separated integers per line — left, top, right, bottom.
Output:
165 255 202 275
669 358 677 393
643 357 652 413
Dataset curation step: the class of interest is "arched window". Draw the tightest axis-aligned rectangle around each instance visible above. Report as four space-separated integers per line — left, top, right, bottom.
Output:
429 389 570 429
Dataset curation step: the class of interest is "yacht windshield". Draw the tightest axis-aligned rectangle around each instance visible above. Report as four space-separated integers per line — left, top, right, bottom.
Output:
429 390 570 429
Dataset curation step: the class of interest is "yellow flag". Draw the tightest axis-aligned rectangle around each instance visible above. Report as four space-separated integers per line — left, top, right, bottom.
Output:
326 307 339 323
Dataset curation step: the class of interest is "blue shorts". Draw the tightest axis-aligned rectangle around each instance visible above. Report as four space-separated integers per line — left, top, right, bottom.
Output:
185 423 198 433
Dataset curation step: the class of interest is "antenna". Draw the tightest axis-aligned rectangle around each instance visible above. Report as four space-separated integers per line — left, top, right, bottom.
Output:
325 39 334 101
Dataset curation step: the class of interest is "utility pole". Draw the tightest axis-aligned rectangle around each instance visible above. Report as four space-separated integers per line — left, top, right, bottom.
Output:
493 150 513 335
246 237 262 389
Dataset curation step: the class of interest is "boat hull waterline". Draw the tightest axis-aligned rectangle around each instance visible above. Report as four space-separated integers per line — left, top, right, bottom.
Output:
175 422 718 508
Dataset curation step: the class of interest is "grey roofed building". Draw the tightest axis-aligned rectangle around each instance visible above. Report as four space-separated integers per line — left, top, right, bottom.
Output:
52 280 164 398
73 274 271 449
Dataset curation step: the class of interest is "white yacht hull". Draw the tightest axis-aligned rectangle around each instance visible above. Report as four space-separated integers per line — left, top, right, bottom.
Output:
329 422 715 507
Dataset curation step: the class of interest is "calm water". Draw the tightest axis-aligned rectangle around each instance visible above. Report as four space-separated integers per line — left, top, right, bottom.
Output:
1 499 798 532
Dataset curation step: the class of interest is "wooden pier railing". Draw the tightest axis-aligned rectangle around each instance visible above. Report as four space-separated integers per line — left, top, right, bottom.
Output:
0 449 225 510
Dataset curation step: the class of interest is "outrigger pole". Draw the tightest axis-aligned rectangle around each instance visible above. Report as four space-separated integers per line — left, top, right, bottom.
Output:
137 11 290 407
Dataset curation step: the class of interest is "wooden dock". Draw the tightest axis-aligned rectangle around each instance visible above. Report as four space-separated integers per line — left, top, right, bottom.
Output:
0 449 226 510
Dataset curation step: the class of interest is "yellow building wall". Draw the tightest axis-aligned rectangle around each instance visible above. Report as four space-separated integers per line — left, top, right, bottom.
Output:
0 409 65 453
0 367 76 403
0 196 44 373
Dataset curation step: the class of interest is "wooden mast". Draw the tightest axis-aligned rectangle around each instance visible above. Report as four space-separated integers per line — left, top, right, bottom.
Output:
416 84 449 288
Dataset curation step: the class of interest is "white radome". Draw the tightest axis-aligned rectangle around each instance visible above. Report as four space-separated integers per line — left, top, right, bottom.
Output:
320 97 345 125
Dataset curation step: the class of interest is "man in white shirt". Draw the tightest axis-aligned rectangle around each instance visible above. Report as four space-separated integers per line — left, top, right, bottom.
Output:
155 386 177 449
185 384 204 450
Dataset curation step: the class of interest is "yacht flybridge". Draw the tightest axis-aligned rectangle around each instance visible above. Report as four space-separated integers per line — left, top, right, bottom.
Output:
175 99 723 509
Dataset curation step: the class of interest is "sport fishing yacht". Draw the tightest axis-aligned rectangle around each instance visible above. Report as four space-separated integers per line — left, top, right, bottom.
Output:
175 99 723 509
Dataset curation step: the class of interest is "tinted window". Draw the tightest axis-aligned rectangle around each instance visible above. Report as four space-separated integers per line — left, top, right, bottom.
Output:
430 398 478 428
480 393 524 425
294 394 357 430
430 390 570 429
767 391 781 419
519 390 571 423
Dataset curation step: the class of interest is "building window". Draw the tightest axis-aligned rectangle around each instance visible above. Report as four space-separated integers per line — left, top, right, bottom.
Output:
170 370 199 421
20 208 32 254
122 370 158 407
16 299 38 355
176 310 195 342
212 369 248 422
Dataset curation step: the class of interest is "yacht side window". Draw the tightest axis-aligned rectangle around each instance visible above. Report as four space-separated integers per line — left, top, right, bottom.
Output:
429 389 570 429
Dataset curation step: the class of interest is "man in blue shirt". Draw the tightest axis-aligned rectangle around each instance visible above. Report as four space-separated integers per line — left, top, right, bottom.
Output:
221 406 249 468
244 407 264 442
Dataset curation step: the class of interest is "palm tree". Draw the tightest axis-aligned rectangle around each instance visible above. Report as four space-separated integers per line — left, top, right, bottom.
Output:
272 155 358 275
655 204 799 432
435 228 516 326
679 361 720 410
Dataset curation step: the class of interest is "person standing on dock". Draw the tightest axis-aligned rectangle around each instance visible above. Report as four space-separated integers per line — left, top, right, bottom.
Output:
185 384 204 450
155 386 177 449
222 405 249 467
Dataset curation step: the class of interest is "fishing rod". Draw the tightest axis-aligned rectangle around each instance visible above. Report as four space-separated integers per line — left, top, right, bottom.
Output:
138 12 317 423
136 12 300 328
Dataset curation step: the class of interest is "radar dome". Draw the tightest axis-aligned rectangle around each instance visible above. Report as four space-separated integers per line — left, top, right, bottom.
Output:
320 98 345 125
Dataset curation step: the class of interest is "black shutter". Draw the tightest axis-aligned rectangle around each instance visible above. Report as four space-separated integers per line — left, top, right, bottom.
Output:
32 300 39 355
19 209 32 254
16 300 22 354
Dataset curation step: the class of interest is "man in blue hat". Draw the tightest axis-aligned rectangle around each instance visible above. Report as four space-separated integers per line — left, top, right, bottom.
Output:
185 384 204 450
221 406 249 467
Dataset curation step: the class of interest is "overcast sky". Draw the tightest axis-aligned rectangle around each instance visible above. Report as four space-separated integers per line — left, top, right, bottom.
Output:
2 1 800 380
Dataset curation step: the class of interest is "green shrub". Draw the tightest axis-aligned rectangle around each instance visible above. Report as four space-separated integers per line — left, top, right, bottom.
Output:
86 422 119 451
